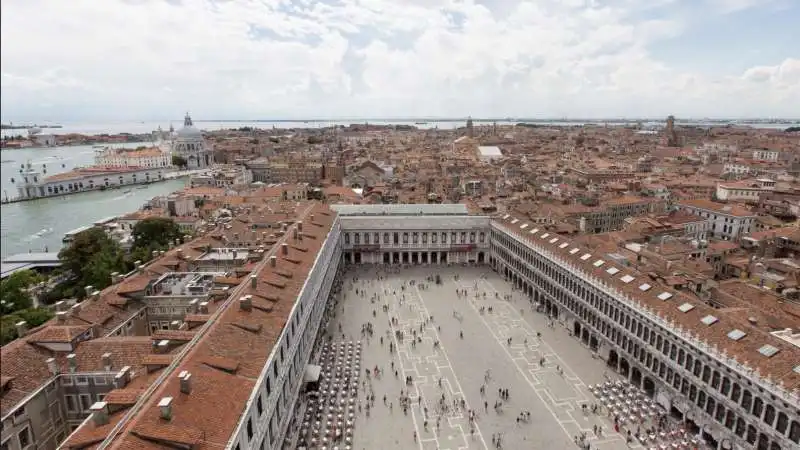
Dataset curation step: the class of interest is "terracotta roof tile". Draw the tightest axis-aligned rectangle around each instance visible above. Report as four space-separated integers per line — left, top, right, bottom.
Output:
106 203 335 448
496 214 800 392
27 325 91 344
104 388 144 406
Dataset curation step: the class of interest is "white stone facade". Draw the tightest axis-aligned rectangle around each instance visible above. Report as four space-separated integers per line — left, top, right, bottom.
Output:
170 113 213 170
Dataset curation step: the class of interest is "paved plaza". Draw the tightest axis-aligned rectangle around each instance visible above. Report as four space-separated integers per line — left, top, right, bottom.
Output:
321 265 637 450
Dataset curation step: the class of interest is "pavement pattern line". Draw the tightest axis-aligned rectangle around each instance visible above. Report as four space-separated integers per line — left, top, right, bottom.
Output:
455 275 633 449
382 277 487 450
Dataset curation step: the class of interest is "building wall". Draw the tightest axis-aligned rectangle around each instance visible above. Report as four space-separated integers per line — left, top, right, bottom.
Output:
489 221 798 450
676 206 756 241
1 373 114 450
19 169 167 200
337 215 492 264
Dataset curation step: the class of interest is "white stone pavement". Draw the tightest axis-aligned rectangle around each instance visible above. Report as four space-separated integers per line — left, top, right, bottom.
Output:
318 265 636 450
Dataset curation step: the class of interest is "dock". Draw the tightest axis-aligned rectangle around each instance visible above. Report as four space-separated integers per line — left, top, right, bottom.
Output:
1 252 62 279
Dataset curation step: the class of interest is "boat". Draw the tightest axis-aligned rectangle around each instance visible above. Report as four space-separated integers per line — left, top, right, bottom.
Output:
415 122 428 125
123 189 132 194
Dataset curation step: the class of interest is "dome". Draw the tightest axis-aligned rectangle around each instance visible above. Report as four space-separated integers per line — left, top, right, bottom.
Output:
176 112 203 139
176 125 202 139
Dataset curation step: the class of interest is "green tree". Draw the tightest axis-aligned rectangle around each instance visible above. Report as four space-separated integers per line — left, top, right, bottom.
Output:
1 308 54 345
0 270 42 313
132 217 182 254
1 314 22 345
58 228 129 298
172 154 188 168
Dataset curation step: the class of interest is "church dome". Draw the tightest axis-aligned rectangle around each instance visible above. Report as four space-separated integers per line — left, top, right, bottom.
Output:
176 113 202 139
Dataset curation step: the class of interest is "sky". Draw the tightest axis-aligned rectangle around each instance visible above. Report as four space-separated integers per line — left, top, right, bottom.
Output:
1 0 798 122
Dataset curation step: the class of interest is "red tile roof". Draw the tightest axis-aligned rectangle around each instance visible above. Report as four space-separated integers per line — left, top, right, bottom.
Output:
495 214 800 393
101 203 335 449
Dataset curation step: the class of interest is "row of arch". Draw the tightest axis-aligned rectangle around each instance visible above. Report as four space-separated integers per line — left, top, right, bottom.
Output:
489 240 798 450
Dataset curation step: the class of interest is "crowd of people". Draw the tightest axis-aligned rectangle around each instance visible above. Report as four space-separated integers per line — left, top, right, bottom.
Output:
294 264 687 449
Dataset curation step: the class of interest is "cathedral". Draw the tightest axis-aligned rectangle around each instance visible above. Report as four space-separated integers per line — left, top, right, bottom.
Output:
170 113 213 169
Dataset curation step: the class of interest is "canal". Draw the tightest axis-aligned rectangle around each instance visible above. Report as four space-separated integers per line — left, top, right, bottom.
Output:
0 178 187 258
1 143 188 258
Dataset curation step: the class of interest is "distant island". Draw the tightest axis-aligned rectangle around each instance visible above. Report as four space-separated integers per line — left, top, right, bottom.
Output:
1 124 63 130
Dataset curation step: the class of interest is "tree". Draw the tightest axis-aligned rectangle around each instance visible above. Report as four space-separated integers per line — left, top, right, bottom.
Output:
172 154 188 168
1 308 54 345
58 228 129 298
132 217 182 254
0 270 42 313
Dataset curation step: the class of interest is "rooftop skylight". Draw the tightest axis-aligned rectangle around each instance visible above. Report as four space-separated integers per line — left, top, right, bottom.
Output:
593 260 605 267
580 253 591 260
606 267 619 275
541 233 550 239
758 344 780 357
700 315 719 326
569 248 580 254
503 214 510 220
621 275 635 283
678 303 695 313
559 242 569 249
727 329 747 341
549 238 559 244
657 292 673 301
511 219 519 224
639 283 651 291
520 223 529 229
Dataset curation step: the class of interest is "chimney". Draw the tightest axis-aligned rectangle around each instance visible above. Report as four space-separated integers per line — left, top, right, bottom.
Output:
92 290 101 300
15 321 28 336
56 311 68 324
281 223 287 232
239 295 252 312
85 285 94 295
281 243 288 255
292 227 298 239
310 214 315 222
113 366 131 389
110 272 122 283
152 250 159 258
70 302 82 316
270 256 277 267
170 320 180 330
55 300 67 312
178 371 192 394
158 397 173 421
177 249 184 259
297 221 303 232
66 353 77 373
90 401 110 426
134 260 143 272
156 340 170 353
46 358 58 376
188 298 199 314
199 301 209 314
101 352 112 371
234 232 239 240
250 275 257 289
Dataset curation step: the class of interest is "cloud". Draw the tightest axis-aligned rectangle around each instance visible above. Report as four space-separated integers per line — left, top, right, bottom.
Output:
0 0 797 121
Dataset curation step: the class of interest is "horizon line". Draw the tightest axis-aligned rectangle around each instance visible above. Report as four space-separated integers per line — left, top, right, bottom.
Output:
3 117 799 125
